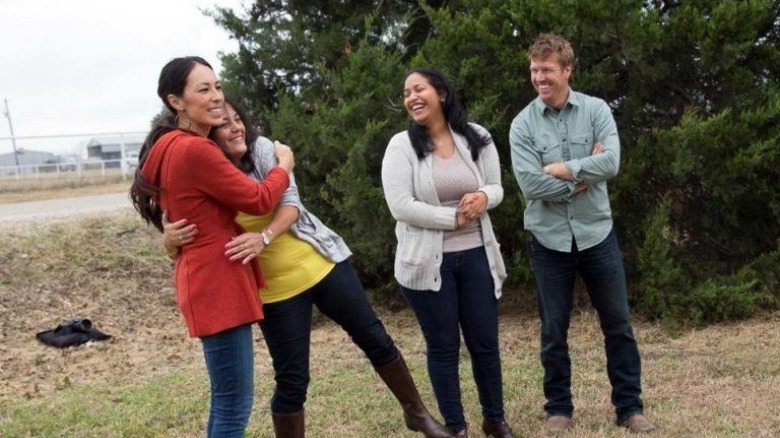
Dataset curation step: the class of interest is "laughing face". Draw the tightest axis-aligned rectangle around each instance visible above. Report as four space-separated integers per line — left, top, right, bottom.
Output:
211 103 247 164
402 72 445 127
530 54 572 109
167 62 225 136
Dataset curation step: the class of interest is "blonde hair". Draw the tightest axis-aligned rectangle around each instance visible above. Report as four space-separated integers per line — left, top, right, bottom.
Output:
527 33 575 68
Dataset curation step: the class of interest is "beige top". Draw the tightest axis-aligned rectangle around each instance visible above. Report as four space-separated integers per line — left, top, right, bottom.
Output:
432 151 483 253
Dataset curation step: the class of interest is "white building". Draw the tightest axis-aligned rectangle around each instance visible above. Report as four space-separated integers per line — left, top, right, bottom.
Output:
86 134 145 167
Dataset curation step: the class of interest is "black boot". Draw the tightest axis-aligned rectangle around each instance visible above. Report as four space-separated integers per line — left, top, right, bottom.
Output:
452 424 469 437
482 418 516 438
374 353 454 438
272 409 305 438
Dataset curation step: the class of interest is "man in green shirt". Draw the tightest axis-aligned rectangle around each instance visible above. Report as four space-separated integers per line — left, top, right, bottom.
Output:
509 33 655 434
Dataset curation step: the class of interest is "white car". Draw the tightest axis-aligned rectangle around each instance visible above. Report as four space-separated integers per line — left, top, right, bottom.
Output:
125 151 139 168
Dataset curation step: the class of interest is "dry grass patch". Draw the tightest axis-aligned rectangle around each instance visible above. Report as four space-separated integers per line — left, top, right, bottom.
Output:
0 212 778 437
0 176 130 203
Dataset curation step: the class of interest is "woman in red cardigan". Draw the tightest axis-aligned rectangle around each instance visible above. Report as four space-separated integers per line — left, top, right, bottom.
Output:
130 56 294 438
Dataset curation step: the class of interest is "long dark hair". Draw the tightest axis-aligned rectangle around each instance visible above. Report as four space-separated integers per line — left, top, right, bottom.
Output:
209 97 260 178
130 56 213 232
405 67 491 161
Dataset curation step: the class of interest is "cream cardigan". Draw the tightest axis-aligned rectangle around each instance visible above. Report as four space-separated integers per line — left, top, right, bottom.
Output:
381 123 507 297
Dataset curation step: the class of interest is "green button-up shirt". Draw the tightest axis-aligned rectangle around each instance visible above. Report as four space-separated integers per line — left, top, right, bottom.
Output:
509 89 620 252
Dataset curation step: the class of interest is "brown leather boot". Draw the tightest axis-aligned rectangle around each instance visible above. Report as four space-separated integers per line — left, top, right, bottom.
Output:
482 418 516 437
272 409 305 438
374 354 454 438
622 413 656 433
545 415 571 434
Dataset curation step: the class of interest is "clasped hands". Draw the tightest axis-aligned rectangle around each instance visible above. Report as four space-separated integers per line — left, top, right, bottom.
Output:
456 191 487 227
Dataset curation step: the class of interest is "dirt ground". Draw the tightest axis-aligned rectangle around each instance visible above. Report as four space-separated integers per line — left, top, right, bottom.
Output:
0 210 191 400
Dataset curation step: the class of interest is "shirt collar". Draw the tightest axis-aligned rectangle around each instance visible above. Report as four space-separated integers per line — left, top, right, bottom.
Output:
533 87 579 115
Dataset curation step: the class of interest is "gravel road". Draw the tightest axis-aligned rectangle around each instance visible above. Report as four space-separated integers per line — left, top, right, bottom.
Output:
0 192 134 227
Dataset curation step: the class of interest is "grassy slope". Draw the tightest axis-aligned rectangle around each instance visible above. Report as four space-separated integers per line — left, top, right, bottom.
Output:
0 212 778 437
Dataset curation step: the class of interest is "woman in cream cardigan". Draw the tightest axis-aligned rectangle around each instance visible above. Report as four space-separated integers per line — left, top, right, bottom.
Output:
381 68 515 438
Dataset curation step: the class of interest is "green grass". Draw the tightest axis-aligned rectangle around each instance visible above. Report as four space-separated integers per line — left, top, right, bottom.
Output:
1 374 208 437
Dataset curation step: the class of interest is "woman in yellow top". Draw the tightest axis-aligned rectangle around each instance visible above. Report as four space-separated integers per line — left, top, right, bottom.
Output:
164 97 453 438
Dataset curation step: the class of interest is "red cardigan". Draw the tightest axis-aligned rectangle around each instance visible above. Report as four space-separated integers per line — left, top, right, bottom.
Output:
142 130 289 337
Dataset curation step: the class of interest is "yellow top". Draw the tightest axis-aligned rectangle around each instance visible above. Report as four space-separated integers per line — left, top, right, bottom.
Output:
235 211 335 304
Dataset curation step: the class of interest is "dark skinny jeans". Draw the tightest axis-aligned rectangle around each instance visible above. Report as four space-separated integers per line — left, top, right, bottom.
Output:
259 260 399 414
400 246 505 432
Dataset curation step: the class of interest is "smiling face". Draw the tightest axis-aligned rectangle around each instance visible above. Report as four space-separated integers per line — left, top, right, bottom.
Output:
530 54 572 109
211 103 247 164
403 72 446 127
166 62 225 136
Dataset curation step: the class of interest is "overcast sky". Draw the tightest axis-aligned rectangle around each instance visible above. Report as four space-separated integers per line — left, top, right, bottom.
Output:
0 0 244 156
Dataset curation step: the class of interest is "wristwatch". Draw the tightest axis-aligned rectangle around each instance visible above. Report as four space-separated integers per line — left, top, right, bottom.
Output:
261 228 273 246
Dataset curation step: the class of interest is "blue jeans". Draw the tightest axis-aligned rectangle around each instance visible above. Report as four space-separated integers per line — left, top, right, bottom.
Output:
201 323 255 438
259 260 399 414
401 246 505 432
529 228 644 422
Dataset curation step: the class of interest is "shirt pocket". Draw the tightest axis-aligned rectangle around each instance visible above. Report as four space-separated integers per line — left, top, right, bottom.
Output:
570 132 593 160
531 141 562 165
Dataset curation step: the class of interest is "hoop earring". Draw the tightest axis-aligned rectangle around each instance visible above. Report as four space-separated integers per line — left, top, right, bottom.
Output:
174 113 192 130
